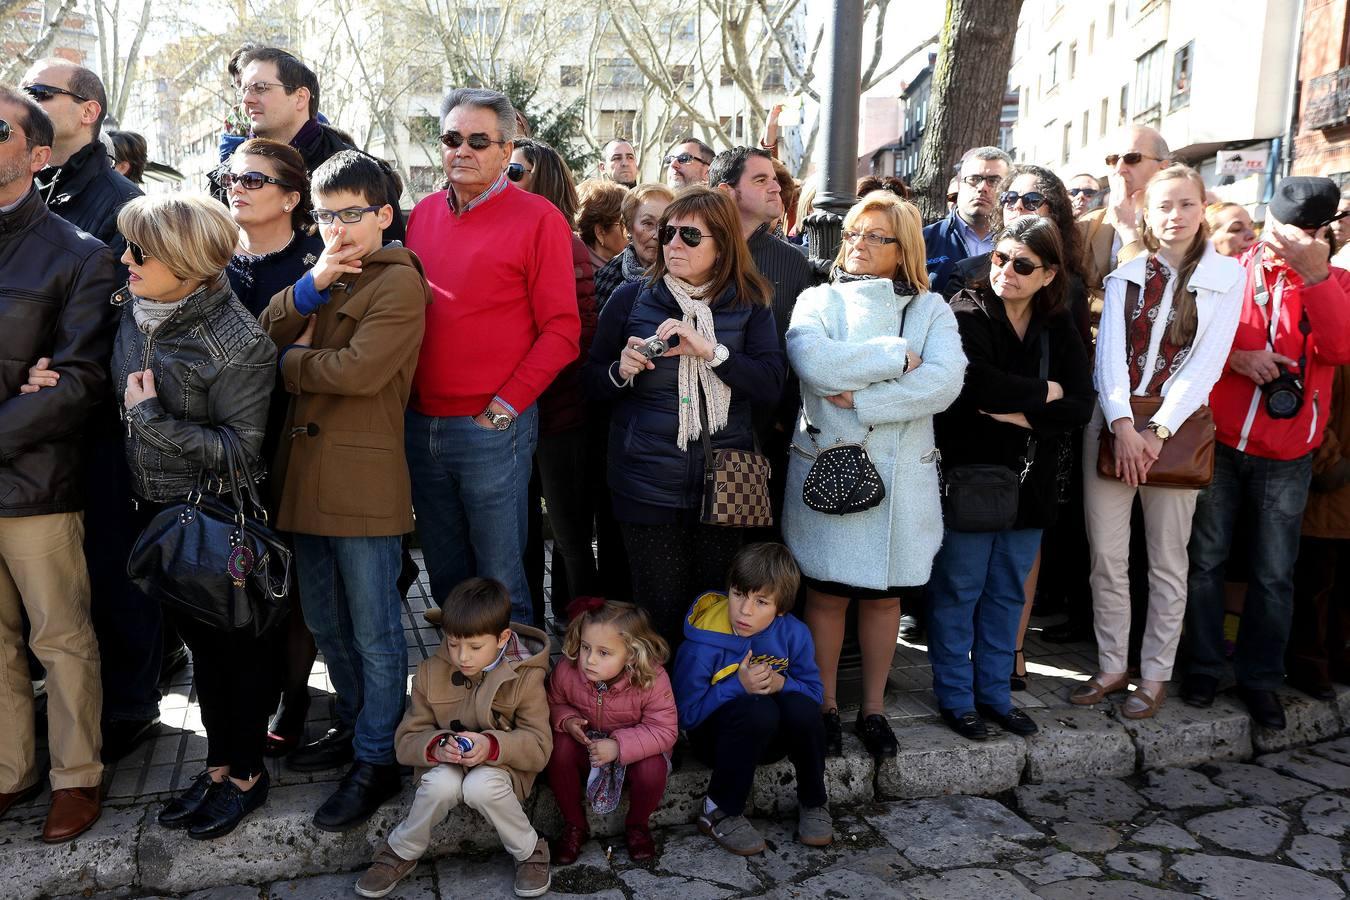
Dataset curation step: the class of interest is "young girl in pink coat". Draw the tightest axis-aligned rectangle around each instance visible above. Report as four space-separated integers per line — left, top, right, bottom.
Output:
546 598 678 865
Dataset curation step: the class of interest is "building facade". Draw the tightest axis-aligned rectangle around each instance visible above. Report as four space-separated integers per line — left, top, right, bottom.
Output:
1290 0 1350 185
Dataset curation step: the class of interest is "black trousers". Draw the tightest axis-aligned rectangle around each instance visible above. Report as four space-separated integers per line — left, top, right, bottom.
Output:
172 610 271 777
688 691 828 816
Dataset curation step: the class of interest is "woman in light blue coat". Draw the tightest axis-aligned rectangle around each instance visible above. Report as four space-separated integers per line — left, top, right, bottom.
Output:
783 192 967 759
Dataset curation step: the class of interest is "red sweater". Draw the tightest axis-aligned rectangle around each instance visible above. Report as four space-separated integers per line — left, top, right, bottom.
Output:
406 184 580 417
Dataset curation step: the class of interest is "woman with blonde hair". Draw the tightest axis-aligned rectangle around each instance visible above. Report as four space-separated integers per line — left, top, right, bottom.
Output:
1075 166 1245 718
594 183 676 310
1205 201 1257 258
783 191 967 757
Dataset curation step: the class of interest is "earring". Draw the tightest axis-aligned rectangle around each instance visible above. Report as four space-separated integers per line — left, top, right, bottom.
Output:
283 205 291 211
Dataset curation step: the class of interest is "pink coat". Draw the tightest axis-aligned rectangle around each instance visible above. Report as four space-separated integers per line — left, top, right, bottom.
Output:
546 658 678 766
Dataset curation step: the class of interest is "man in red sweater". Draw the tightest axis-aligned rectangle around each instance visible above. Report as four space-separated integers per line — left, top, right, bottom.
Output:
404 87 579 624
1183 177 1350 729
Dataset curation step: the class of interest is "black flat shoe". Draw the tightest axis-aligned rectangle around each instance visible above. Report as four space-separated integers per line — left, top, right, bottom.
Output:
898 614 923 641
101 717 161 762
976 703 1038 736
940 709 989 741
313 762 402 832
158 770 218 829
855 713 898 758
264 690 312 758
288 724 354 772
1042 620 1094 645
822 709 843 757
1181 673 1218 708
187 769 269 840
1011 647 1028 693
1238 687 1286 730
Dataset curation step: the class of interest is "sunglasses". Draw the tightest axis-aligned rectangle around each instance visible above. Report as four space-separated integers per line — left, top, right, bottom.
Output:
660 225 712 247
22 83 90 104
991 250 1046 276
0 119 10 144
1105 152 1162 166
662 152 711 168
221 170 295 191
1068 187 1100 198
842 230 898 247
438 131 507 150
1000 191 1046 211
505 162 533 182
310 206 383 224
128 240 152 266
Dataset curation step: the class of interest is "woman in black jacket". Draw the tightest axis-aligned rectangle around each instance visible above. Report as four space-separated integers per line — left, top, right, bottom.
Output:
928 216 1094 741
584 186 785 650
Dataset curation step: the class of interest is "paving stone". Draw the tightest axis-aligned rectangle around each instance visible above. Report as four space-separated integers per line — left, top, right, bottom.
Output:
1256 748 1350 790
1300 792 1350 838
1118 695 1252 769
185 888 269 900
1051 821 1120 853
1249 689 1344 754
654 832 763 891
1022 708 1135 783
1035 879 1191 899
874 721 1026 800
617 868 737 899
748 819 896 885
0 805 142 900
1184 805 1289 856
750 731 877 815
765 868 907 899
267 869 435 899
1170 853 1344 900
863 795 1041 869
899 866 1039 899
1014 779 1147 824
1105 849 1163 880
1129 820 1201 851
1012 850 1102 884
1205 761 1321 805
1137 766 1240 810
1309 734 1350 767
1285 833 1346 873
833 847 917 883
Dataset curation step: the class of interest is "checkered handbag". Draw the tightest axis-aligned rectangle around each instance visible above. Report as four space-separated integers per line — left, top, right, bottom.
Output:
696 385 773 528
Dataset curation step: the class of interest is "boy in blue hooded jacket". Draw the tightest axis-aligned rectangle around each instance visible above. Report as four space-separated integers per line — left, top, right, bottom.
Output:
673 542 831 856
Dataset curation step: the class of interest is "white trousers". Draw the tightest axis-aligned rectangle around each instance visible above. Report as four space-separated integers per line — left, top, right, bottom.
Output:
387 764 538 862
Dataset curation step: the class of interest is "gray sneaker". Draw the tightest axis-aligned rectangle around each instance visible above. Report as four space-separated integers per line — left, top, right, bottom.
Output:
355 843 418 898
697 807 766 856
797 805 833 847
514 837 551 897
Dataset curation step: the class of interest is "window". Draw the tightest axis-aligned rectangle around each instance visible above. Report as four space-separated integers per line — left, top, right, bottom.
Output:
405 115 439 141
407 66 439 94
1081 110 1089 147
1106 2 1116 37
1062 121 1072 164
1134 42 1165 118
1118 84 1129 124
1100 96 1109 135
720 66 735 87
1171 42 1193 110
668 64 693 88
598 58 641 87
663 116 692 144
517 12 538 33
560 65 582 87
1047 43 1061 87
1068 41 1078 79
763 57 785 90
409 166 442 194
1088 21 1096 54
458 6 501 33
598 109 638 141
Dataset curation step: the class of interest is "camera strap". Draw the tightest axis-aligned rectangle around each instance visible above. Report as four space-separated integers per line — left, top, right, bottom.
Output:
1254 264 1310 371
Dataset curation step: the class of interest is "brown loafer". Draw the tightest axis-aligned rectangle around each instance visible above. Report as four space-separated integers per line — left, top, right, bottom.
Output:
1069 673 1130 706
422 606 443 626
0 782 41 821
1121 684 1166 720
43 786 101 843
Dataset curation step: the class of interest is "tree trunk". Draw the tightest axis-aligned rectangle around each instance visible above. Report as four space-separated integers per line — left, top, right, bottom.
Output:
913 0 1023 221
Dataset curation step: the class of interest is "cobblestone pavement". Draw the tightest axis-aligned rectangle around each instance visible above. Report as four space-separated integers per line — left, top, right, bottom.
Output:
81 733 1350 900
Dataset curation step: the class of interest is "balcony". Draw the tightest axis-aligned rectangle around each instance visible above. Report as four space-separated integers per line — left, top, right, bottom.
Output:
1305 66 1350 131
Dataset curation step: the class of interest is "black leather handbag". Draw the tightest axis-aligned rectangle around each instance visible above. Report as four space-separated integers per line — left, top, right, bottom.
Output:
127 427 291 637
799 424 886 515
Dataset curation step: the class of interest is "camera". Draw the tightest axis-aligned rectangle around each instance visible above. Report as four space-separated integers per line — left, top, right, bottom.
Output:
635 335 668 359
1261 366 1304 419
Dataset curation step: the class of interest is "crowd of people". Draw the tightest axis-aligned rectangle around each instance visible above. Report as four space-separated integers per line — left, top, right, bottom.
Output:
1 41 1348 900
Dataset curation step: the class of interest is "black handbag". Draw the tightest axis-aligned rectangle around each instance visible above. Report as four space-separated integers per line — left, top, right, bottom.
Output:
127 427 291 637
798 423 886 515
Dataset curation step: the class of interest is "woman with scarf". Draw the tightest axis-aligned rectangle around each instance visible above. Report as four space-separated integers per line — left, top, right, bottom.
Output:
584 186 785 652
782 191 967 759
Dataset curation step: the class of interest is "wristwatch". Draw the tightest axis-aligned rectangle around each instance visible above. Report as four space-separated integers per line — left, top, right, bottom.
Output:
1146 422 1171 441
709 343 730 367
482 407 513 431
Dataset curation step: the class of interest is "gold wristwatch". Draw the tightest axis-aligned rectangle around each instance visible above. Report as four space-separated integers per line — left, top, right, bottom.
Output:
1146 422 1171 441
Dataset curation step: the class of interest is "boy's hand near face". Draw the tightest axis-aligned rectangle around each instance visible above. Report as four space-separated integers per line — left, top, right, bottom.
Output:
311 225 364 291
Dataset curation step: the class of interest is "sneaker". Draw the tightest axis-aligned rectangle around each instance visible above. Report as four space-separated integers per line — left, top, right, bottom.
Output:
355 842 418 898
697 806 766 856
514 837 551 897
796 805 833 847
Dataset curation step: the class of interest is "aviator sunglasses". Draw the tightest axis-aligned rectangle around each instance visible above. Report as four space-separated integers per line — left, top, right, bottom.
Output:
439 131 508 150
991 250 1046 276
660 225 711 247
127 240 152 266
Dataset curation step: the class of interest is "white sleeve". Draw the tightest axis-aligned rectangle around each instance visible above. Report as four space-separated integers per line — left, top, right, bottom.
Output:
1153 279 1244 433
1094 275 1135 432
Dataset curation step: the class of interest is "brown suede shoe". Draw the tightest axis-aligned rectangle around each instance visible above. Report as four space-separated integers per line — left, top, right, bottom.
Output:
0 782 41 821
355 842 419 898
514 837 551 897
43 786 101 843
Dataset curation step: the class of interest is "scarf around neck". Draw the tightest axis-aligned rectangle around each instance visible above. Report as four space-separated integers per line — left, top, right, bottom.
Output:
663 274 732 449
831 267 920 298
133 295 190 335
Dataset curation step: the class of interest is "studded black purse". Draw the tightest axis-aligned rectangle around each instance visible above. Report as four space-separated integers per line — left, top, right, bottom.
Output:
799 423 887 515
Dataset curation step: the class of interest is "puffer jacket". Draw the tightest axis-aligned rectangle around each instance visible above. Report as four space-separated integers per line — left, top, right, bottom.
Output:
112 275 276 502
36 140 143 263
546 656 677 765
0 185 118 516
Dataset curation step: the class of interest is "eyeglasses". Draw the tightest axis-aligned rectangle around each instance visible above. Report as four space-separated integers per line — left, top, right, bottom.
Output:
505 162 533 182
1068 187 1100 198
221 170 295 191
1000 191 1046 211
842 230 899 247
310 206 383 224
991 250 1046 276
660 225 712 247
439 131 507 150
1105 152 1163 167
237 81 290 97
961 174 1003 189
662 152 711 168
0 120 11 144
127 240 152 266
22 83 90 104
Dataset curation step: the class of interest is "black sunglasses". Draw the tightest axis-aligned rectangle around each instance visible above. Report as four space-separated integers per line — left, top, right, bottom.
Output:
1105 151 1162 167
1068 187 1100 198
663 152 711 167
660 225 711 247
0 119 10 144
1000 191 1046 211
439 130 507 150
127 240 151 266
23 83 90 104
506 162 532 182
991 250 1046 276
221 170 295 191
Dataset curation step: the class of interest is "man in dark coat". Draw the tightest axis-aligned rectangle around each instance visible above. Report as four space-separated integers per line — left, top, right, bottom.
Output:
922 145 1010 295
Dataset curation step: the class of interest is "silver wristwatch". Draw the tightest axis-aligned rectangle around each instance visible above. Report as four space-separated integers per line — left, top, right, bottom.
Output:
482 408 513 430
708 343 730 367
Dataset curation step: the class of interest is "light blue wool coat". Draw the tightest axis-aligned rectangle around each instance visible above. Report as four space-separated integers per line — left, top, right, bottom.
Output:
782 278 967 590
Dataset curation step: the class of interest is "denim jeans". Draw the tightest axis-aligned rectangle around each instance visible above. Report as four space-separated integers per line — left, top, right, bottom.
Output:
1184 444 1313 690
926 528 1043 715
405 406 538 623
292 534 406 765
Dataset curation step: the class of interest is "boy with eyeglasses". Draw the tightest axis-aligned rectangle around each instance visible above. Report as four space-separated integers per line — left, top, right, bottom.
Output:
260 149 430 831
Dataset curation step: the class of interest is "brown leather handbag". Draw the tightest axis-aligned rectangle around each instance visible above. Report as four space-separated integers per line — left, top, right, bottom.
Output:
696 385 773 528
1096 396 1215 488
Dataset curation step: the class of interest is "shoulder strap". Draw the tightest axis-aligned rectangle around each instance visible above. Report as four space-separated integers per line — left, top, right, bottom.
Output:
1018 330 1051 483
1124 280 1139 333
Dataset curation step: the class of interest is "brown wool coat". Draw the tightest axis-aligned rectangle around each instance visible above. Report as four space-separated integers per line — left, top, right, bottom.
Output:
261 245 429 537
1078 207 1145 332
1303 366 1350 540
394 623 553 802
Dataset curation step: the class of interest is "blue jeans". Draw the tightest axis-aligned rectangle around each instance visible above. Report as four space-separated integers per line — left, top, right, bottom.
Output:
926 528 1042 715
1184 444 1313 690
293 534 406 765
405 406 538 623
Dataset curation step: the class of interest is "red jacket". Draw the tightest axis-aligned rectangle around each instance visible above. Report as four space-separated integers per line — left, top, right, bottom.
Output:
546 656 678 766
536 236 598 437
1209 251 1350 461
406 183 580 417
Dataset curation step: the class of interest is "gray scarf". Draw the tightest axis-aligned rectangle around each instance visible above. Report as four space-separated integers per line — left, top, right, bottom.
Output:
132 295 189 335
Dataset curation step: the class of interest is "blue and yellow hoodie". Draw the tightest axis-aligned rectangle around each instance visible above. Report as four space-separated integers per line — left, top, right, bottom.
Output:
673 591 825 730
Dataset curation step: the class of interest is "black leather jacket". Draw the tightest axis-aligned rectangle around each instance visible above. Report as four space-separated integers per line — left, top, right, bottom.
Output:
0 185 119 516
112 275 276 503
36 140 143 264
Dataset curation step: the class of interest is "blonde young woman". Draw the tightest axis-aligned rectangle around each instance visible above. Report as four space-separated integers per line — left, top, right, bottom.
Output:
1075 166 1245 718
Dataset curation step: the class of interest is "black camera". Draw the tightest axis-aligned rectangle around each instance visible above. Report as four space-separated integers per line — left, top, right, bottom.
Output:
1261 366 1304 419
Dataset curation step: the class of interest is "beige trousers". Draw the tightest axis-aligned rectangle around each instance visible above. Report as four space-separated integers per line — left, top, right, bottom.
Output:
0 512 103 792
387 764 538 862
1083 409 1199 682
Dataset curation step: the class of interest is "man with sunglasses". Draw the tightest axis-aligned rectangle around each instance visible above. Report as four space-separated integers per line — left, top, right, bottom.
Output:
923 145 1012 295
664 137 714 189
0 87 118 842
1067 174 1102 218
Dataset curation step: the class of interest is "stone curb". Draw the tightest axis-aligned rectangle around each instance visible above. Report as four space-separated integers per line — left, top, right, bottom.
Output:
5 685 1346 899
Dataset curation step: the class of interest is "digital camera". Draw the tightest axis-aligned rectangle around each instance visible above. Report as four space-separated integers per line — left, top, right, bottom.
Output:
1261 366 1304 420
635 335 668 359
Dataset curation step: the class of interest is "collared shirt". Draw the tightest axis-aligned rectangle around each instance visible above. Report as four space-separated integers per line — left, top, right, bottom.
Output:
447 172 510 217
954 213 995 259
0 184 31 214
